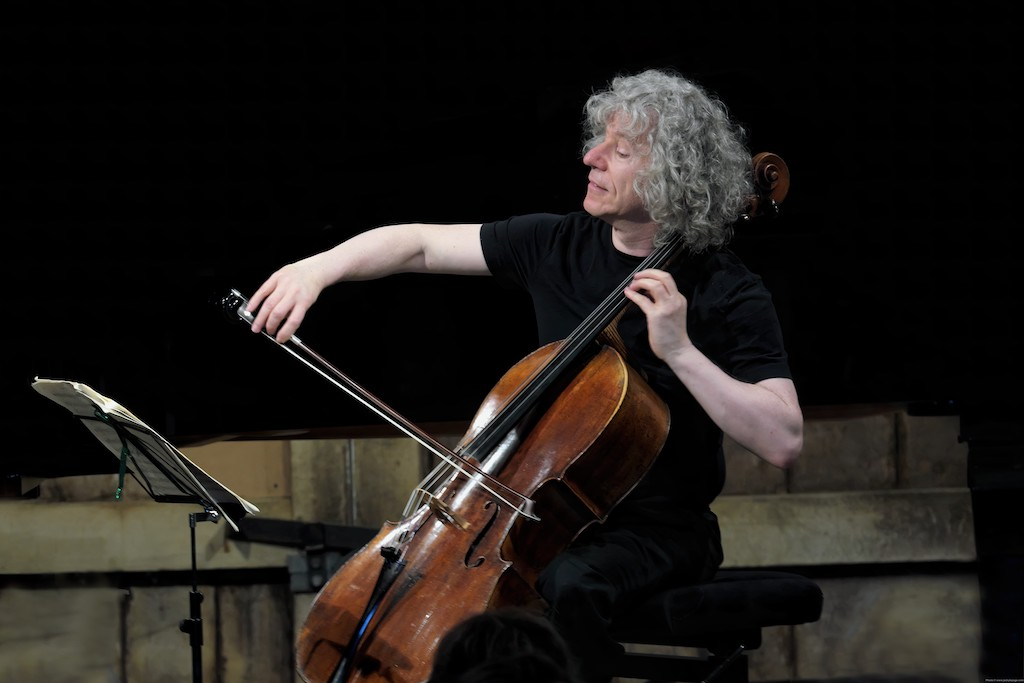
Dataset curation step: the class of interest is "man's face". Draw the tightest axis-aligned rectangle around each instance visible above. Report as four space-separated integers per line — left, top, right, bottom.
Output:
582 116 651 224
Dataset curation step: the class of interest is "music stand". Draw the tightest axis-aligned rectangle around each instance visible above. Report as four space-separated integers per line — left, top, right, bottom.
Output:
32 377 259 683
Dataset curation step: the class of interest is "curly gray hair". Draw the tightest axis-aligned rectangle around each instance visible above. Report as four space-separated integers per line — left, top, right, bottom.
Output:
583 69 753 251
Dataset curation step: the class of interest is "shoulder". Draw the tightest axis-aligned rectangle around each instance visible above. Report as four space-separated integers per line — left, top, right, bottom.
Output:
482 212 601 242
481 212 608 269
679 249 777 322
674 248 760 292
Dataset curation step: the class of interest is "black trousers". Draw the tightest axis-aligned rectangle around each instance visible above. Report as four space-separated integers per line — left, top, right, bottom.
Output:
536 504 724 682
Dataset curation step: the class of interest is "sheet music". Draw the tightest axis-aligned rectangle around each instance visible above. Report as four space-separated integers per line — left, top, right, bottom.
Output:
32 377 259 531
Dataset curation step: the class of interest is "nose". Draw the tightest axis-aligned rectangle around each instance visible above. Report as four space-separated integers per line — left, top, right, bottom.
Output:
583 141 607 169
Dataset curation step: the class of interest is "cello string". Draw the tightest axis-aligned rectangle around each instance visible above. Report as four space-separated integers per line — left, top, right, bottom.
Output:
402 455 539 522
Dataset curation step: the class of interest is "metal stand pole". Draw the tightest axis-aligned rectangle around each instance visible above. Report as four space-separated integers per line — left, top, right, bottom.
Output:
180 509 219 683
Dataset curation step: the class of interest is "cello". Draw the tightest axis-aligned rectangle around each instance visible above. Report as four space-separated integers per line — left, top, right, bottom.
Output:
222 151 790 683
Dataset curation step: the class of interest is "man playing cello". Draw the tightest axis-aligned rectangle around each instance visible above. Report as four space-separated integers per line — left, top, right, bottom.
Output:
246 68 803 683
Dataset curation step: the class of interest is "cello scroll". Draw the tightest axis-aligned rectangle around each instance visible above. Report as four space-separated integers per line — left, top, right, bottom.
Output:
743 152 790 220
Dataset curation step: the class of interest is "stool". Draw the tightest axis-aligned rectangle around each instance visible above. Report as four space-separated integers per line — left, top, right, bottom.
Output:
608 569 824 682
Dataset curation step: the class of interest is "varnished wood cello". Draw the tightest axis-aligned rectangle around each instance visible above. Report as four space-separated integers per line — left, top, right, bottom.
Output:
222 152 789 683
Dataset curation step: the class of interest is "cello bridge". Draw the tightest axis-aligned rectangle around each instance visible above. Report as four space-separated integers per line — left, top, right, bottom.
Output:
426 493 470 530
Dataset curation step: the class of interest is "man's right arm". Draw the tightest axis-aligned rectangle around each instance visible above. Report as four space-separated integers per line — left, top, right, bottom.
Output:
247 222 486 343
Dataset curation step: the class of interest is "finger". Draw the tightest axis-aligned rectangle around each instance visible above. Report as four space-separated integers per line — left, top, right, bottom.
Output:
627 276 664 301
623 286 654 310
257 295 297 340
634 268 676 288
261 298 291 337
249 294 277 334
246 278 278 332
274 308 305 344
246 273 280 313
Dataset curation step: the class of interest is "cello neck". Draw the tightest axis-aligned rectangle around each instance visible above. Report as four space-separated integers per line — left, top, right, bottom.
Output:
457 234 682 462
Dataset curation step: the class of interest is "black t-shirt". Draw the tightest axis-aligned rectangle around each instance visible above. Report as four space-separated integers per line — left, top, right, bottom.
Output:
480 211 792 515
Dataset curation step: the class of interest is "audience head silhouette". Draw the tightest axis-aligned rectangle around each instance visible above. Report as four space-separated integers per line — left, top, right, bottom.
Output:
425 607 580 683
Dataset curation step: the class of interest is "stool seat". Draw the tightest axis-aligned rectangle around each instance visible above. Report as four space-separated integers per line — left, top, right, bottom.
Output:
609 569 823 682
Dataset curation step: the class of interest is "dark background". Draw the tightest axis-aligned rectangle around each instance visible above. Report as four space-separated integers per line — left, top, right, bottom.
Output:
3 3 1021 479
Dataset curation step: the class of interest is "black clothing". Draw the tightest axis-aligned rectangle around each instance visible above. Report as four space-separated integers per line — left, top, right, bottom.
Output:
481 211 792 510
479 211 793 679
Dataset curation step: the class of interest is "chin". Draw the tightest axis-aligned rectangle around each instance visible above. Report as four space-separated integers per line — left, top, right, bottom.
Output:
582 197 605 218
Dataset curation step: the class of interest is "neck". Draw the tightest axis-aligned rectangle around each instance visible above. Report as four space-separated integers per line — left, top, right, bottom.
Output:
610 220 658 257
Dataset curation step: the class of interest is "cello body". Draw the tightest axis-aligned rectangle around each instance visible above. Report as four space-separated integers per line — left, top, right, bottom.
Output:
295 341 669 683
